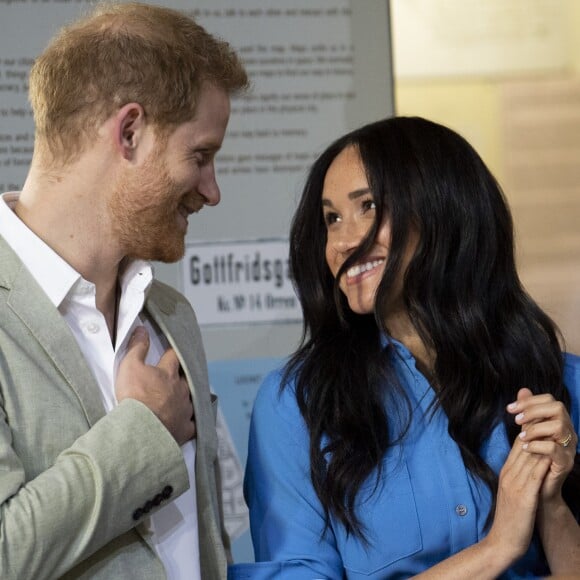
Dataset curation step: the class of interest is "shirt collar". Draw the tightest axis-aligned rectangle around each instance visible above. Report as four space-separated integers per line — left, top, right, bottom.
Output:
0 192 80 307
381 333 415 361
119 257 153 296
0 191 153 307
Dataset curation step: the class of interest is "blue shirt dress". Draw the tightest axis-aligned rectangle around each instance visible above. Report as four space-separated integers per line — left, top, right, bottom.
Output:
229 342 580 579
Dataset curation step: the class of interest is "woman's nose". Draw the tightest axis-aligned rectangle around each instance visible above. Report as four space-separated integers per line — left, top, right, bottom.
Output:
332 220 368 254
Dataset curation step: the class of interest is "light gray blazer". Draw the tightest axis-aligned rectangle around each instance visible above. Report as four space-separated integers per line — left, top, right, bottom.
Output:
0 235 230 579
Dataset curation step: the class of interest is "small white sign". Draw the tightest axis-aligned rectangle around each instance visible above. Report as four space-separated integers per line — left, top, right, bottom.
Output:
182 239 302 326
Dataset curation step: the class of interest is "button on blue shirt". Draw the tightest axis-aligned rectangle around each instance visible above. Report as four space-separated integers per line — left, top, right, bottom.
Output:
229 344 580 579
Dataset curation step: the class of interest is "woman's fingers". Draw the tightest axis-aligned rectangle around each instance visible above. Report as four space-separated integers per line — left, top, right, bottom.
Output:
489 438 551 558
514 400 566 426
508 389 575 449
519 419 572 444
500 435 551 497
506 388 577 502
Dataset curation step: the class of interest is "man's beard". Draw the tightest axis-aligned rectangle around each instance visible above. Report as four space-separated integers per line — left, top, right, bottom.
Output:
109 158 188 263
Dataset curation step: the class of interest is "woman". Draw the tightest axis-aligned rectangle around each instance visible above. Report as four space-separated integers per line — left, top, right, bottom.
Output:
229 117 580 579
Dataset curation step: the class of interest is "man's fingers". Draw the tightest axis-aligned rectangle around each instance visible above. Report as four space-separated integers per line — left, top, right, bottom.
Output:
124 326 150 362
184 418 197 442
157 347 181 374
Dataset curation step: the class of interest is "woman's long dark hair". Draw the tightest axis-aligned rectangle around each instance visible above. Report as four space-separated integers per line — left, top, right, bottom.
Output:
283 116 580 538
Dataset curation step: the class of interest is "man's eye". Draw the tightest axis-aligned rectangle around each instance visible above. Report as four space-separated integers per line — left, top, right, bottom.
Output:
192 150 213 165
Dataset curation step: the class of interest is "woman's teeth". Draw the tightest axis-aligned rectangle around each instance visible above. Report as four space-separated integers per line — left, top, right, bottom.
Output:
347 259 384 278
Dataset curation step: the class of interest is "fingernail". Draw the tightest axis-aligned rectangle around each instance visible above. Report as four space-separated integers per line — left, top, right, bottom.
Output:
518 431 526 439
522 443 529 450
507 402 518 411
133 326 146 337
515 412 525 422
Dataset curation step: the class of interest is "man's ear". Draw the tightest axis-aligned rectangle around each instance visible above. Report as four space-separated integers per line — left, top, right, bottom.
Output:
114 103 148 160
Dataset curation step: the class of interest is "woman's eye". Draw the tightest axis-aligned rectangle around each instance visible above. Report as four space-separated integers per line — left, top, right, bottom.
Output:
362 199 376 212
323 212 341 227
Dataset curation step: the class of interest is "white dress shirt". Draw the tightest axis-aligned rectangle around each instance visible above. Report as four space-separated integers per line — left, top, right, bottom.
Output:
0 192 201 580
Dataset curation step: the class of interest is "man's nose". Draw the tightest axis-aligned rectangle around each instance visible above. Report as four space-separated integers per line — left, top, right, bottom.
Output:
199 163 221 206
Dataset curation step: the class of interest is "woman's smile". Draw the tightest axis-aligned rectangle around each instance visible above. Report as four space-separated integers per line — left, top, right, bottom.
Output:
345 258 385 285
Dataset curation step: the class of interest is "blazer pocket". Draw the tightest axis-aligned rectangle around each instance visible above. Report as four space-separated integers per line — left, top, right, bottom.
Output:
334 454 422 576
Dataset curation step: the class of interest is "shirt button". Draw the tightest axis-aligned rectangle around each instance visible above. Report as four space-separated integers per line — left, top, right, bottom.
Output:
455 504 468 517
86 322 100 334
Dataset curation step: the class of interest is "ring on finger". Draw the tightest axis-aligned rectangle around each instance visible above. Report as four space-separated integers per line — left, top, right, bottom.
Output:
558 432 573 448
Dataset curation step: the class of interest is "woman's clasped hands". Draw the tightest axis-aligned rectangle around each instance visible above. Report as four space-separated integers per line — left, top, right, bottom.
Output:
508 387 576 502
485 387 578 570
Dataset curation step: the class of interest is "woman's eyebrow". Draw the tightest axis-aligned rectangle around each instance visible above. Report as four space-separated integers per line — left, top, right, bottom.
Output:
322 188 371 208
348 187 371 200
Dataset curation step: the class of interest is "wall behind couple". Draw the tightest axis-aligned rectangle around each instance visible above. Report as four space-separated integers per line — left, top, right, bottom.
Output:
391 0 580 356
0 0 395 561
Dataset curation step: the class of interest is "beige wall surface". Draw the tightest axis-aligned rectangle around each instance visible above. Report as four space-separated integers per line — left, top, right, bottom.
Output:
392 0 580 354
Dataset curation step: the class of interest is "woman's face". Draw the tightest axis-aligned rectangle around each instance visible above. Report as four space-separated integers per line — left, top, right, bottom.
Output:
322 145 415 316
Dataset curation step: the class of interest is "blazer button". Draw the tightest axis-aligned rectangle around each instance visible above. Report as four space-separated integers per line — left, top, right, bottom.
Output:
161 485 173 499
153 494 163 506
143 500 154 513
132 508 144 521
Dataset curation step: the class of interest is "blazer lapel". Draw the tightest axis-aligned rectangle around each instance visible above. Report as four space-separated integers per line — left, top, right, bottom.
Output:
145 281 226 577
1 240 106 426
144 282 215 453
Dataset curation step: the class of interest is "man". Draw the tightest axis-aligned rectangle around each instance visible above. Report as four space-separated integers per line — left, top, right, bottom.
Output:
0 3 248 579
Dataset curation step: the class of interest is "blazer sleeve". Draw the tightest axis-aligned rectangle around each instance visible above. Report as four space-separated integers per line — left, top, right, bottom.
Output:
228 370 343 579
0 397 189 580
